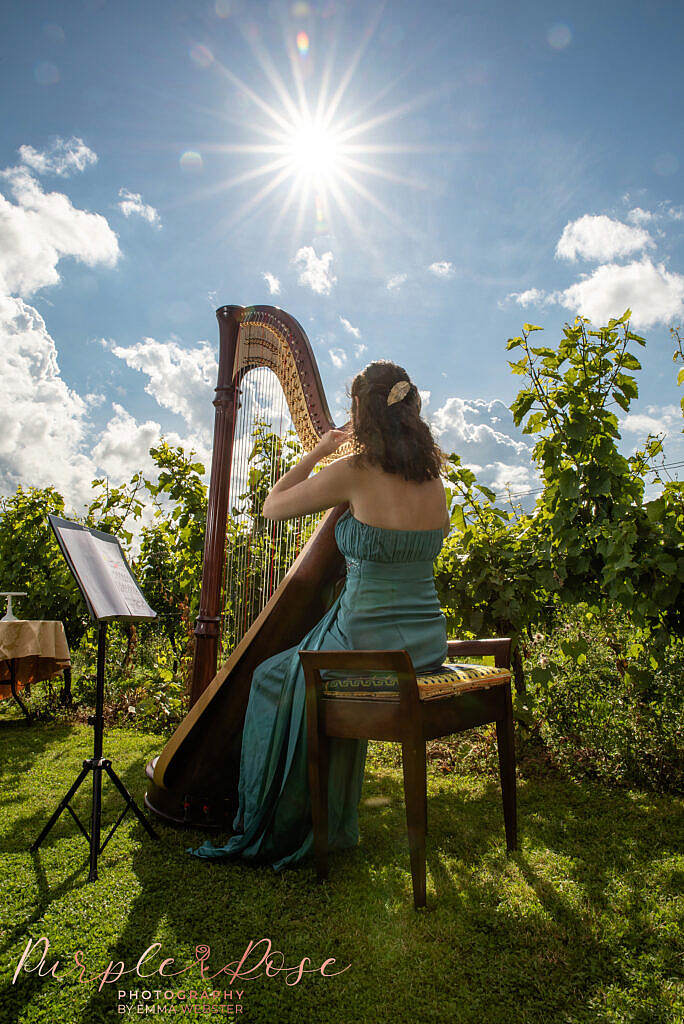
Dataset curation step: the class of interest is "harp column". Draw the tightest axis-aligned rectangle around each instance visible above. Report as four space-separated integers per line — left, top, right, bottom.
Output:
190 305 243 706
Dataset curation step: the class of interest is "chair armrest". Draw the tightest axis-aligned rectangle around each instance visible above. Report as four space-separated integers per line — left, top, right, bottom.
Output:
447 637 512 669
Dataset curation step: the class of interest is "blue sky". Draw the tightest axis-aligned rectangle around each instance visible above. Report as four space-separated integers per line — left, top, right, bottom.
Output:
2 0 683 514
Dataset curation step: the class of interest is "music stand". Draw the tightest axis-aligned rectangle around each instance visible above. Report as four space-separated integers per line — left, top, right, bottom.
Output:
31 516 159 881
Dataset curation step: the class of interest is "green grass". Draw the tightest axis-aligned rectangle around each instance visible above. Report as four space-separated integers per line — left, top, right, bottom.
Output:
0 719 681 1024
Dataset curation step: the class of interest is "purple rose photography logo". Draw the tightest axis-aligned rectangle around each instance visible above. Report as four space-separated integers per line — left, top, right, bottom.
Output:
12 937 351 1017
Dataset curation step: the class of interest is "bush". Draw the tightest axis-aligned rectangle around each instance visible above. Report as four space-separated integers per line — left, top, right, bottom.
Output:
521 602 684 792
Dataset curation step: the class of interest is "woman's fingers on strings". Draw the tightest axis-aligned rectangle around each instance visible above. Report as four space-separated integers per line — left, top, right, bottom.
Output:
317 428 349 455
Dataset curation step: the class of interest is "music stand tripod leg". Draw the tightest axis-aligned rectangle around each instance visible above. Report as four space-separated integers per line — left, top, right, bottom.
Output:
30 761 92 852
85 622 108 881
31 622 159 878
104 761 159 840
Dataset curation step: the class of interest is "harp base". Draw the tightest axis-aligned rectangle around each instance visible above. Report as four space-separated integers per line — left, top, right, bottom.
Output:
144 758 237 831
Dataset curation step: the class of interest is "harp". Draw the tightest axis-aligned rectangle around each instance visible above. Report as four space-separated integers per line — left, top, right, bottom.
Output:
144 305 349 829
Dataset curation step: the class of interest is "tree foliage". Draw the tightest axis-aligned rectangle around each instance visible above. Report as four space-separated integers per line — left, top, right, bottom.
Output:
0 487 86 644
129 441 208 679
436 310 684 704
507 311 683 631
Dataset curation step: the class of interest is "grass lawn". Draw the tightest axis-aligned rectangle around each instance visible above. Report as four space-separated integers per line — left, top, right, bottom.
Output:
0 717 681 1024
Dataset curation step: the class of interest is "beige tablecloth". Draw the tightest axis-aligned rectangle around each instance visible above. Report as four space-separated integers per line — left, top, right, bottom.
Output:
0 620 71 693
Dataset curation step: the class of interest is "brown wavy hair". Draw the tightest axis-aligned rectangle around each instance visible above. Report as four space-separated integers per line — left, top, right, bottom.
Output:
349 361 445 481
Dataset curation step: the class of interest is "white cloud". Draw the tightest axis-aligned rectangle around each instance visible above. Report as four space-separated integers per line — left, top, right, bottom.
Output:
0 295 95 501
18 136 97 177
620 404 682 437
262 271 281 295
293 246 336 295
487 462 538 497
329 347 347 369
0 152 213 509
0 165 120 297
118 188 161 227
0 296 209 505
506 287 554 307
387 272 407 290
428 261 455 278
625 199 684 223
91 404 163 484
109 337 217 439
0 302 217 505
431 392 538 500
627 207 653 226
354 342 367 358
339 315 360 338
430 397 532 492
558 257 684 328
556 214 654 262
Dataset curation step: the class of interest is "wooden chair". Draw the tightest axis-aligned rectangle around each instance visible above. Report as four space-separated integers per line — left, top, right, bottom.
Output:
299 638 517 908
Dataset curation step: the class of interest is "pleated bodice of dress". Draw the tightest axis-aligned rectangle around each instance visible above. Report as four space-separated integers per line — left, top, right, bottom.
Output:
331 509 448 671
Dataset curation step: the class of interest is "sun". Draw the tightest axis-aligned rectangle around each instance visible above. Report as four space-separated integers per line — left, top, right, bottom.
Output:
284 117 342 180
191 10 448 247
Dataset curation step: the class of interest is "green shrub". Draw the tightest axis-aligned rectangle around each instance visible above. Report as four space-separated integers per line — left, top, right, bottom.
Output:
522 603 684 792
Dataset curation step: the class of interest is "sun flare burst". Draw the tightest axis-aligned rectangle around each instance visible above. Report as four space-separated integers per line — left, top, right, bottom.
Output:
185 10 453 252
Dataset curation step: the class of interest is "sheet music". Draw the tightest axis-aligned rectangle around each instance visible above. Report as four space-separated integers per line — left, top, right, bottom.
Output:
51 519 156 621
89 535 153 618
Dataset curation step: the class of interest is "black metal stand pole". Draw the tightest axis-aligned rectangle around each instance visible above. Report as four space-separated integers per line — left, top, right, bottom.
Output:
88 622 106 880
31 621 159 879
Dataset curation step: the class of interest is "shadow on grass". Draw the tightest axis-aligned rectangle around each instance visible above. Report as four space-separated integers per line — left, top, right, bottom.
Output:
1 725 681 1024
371 768 679 1022
0 723 146 855
0 719 78 773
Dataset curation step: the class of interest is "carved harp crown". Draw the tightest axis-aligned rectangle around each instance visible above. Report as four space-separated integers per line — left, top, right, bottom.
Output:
145 304 350 829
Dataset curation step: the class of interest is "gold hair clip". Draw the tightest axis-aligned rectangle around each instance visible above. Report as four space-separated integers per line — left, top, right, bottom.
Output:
387 380 411 405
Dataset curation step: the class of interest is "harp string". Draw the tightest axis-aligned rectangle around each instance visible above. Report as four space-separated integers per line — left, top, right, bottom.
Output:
219 328 323 661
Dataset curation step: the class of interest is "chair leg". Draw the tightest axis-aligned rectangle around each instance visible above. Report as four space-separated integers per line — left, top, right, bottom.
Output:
306 714 330 881
424 755 428 836
401 737 427 908
496 683 518 852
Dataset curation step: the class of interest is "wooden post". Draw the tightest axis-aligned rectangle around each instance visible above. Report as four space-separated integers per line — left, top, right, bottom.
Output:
190 305 243 706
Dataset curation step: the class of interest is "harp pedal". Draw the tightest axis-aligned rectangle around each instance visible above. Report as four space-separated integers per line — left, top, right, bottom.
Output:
181 794 195 824
182 794 222 828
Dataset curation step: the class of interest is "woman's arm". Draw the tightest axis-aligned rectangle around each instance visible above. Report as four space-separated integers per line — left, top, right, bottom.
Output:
262 429 352 521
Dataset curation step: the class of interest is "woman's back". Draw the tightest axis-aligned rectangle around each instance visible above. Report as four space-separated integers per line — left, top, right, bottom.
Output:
347 461 448 533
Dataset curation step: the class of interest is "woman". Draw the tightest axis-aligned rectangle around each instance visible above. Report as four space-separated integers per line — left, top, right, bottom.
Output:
188 360 449 870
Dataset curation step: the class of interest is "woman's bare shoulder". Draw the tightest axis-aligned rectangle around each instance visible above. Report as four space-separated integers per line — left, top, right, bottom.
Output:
349 466 448 529
319 453 357 478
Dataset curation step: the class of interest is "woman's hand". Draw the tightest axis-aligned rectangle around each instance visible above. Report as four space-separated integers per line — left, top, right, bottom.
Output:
262 425 353 519
313 426 351 460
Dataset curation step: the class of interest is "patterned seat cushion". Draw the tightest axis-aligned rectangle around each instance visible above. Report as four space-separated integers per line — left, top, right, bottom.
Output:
321 662 511 701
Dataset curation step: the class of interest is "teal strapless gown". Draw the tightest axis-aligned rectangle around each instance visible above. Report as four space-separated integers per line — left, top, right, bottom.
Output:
188 510 447 871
